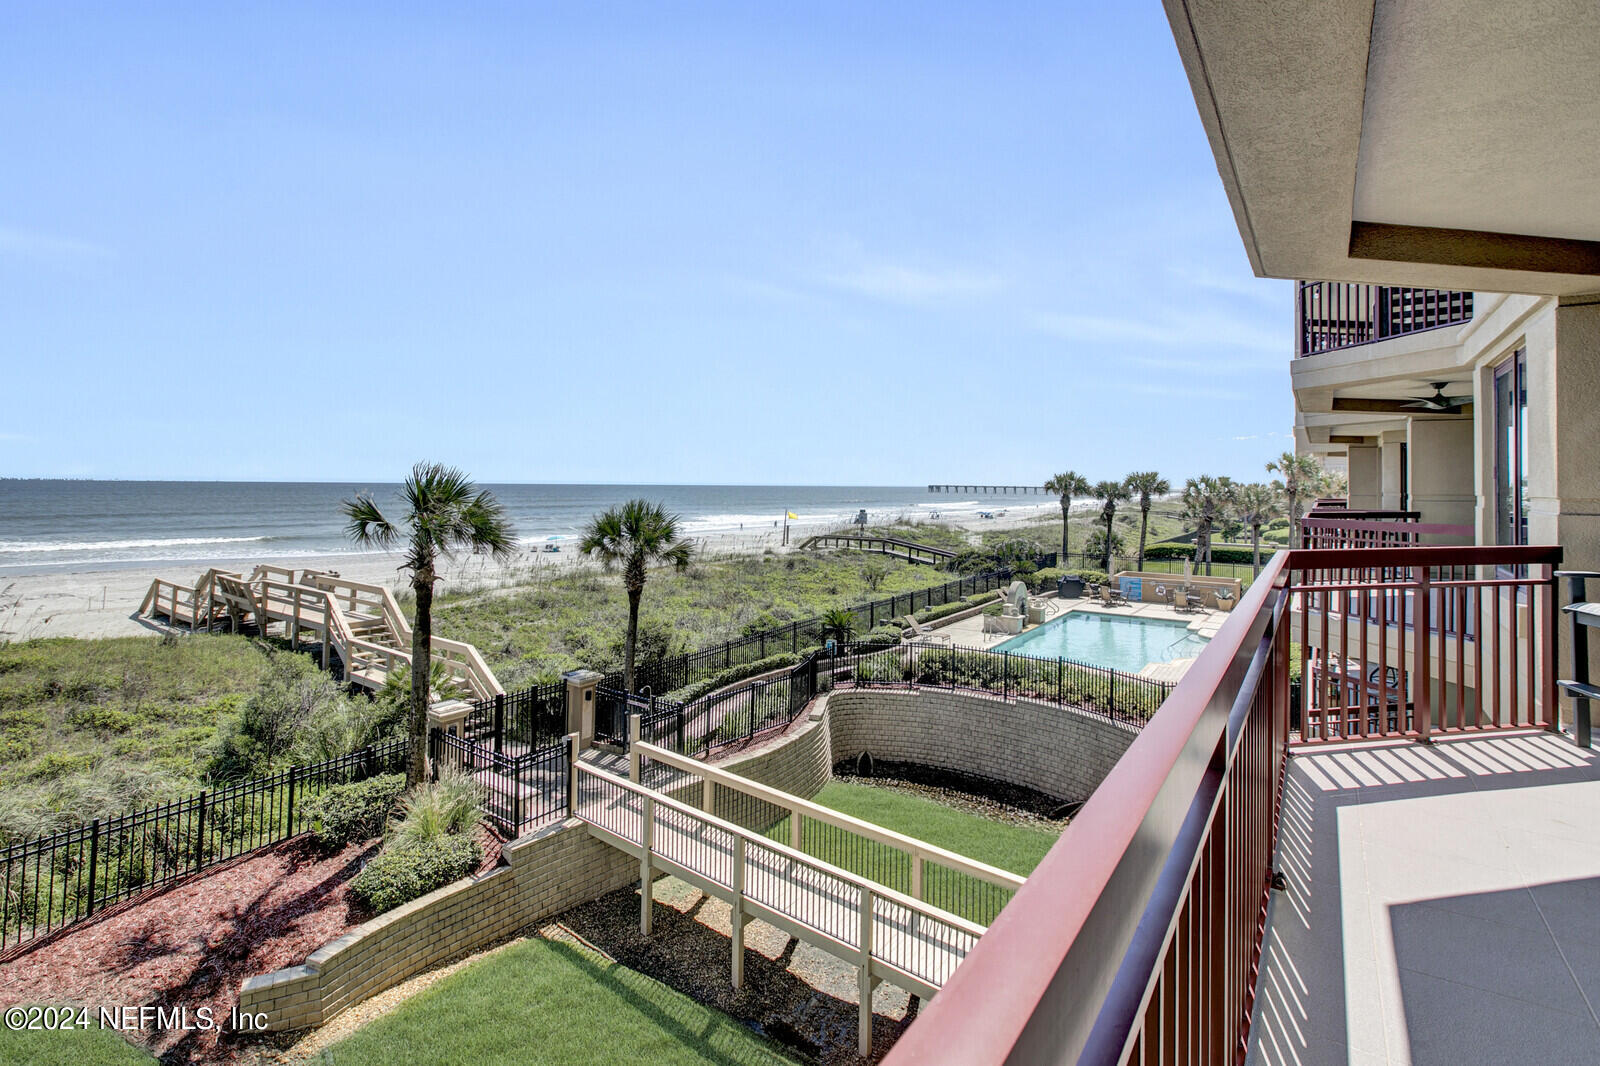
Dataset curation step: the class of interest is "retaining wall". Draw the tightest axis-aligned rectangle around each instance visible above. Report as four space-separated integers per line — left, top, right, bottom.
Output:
238 819 636 1031
243 681 1135 1032
824 687 1138 803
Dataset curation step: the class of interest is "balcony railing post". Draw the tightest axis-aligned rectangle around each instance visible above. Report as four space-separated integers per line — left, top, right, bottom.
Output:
1415 568 1432 742
1542 564 1559 733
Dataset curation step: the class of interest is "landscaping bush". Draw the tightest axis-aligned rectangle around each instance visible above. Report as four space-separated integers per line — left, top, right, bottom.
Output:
857 624 904 646
206 652 353 781
303 773 405 850
350 836 481 913
389 771 483 849
1070 569 1109 585
911 599 980 625
1141 543 1256 565
667 652 802 704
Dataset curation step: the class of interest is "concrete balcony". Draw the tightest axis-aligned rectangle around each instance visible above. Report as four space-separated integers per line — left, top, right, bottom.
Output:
1248 733 1600 1065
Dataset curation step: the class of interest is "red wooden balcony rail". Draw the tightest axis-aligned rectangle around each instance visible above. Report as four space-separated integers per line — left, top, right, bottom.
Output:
1296 282 1473 357
883 543 1561 1066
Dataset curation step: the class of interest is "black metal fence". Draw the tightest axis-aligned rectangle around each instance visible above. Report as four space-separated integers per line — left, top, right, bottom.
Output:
0 737 409 955
462 681 566 754
603 565 1032 696
836 641 1173 726
429 730 570 836
633 652 823 764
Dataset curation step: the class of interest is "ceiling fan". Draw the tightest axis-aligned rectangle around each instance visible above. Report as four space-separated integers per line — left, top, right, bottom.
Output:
1331 382 1472 415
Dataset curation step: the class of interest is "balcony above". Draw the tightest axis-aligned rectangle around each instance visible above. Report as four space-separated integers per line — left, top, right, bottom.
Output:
1298 282 1473 358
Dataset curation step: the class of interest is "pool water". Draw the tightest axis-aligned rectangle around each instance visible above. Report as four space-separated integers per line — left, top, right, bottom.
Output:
993 612 1210 672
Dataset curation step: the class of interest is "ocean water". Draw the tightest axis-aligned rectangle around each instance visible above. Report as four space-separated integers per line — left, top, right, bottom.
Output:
0 480 1054 575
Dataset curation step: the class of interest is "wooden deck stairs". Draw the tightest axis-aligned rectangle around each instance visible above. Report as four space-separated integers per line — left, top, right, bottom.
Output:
140 565 502 701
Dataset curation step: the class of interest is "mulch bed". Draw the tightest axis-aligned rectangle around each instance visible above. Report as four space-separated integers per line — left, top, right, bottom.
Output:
0 828 503 1064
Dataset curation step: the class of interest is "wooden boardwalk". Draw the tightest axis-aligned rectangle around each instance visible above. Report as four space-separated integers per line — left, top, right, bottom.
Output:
572 758 999 1053
798 534 955 566
140 565 502 700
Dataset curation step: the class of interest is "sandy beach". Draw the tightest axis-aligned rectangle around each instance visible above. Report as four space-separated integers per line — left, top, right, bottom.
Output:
1 506 1063 641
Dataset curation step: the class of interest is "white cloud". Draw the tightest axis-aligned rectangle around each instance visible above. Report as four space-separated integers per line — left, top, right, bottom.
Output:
820 264 1004 305
1029 306 1285 360
0 227 113 262
1123 382 1248 402
1167 264 1287 307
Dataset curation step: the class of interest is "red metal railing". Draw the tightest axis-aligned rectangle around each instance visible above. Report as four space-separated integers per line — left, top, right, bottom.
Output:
1301 516 1474 549
1296 282 1473 357
881 542 1561 1066
1290 545 1560 745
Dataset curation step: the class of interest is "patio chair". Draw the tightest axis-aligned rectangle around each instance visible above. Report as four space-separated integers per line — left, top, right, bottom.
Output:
1099 584 1128 607
1183 590 1207 612
902 614 954 646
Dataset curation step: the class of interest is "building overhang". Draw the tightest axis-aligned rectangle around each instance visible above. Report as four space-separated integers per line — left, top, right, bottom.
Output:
1164 0 1600 296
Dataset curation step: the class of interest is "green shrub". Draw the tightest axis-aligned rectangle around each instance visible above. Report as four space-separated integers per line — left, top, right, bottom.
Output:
965 591 996 606
350 836 481 913
911 599 979 625
390 771 483 849
303 773 405 850
1141 542 1256 566
666 652 803 703
1031 567 1068 584
858 624 904 646
1070 569 1109 586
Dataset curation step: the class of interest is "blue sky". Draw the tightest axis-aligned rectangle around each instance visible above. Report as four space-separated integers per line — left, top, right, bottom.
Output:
0 2 1292 486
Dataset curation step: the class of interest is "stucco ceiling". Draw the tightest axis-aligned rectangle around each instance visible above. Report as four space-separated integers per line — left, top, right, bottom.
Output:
1164 0 1600 294
1355 0 1600 244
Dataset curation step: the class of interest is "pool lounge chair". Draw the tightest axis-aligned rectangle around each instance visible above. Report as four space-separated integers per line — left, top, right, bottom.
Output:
902 614 954 646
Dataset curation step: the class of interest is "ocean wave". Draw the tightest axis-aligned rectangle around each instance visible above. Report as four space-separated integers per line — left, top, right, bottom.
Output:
0 535 273 554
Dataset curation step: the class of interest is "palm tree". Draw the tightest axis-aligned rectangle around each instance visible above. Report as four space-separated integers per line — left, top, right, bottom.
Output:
1232 482 1283 577
1267 451 1329 546
1181 476 1235 577
1044 471 1091 565
820 607 858 646
1126 471 1170 572
580 499 693 692
1092 478 1133 574
343 463 515 785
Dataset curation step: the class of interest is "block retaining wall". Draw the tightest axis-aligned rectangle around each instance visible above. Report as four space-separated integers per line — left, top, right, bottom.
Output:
241 679 1134 1032
825 687 1138 802
238 819 636 1031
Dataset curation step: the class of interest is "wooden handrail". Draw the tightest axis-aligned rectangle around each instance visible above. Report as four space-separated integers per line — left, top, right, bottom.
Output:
635 740 1023 891
573 760 987 938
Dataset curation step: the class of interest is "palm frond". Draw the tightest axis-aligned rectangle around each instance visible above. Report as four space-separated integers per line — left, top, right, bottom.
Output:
342 494 399 549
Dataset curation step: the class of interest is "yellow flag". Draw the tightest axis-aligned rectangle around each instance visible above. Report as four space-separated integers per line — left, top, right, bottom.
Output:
786 511 799 519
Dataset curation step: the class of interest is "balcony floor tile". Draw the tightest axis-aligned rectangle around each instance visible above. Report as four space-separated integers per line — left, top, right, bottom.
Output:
1246 731 1600 1066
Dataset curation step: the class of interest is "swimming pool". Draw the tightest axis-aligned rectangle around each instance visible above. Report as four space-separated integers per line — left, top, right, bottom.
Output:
993 612 1210 673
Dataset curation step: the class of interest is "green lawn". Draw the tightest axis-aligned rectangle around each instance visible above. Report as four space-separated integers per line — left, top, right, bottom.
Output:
761 779 1061 925
0 1024 157 1066
318 937 800 1066
798 780 1060 877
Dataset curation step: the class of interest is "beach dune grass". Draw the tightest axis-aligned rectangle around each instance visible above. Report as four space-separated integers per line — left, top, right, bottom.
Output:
319 936 801 1066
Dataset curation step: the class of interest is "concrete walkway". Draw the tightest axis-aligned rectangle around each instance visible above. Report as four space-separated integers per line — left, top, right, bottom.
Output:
1246 732 1600 1065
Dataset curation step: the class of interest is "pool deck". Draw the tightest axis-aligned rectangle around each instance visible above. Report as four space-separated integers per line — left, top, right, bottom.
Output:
930 595 1229 681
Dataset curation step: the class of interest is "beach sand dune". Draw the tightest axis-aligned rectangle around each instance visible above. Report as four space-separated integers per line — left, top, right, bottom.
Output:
1 508 1063 641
